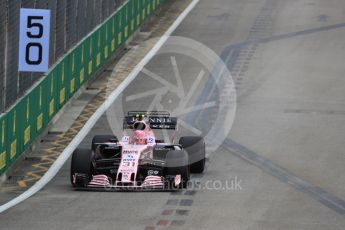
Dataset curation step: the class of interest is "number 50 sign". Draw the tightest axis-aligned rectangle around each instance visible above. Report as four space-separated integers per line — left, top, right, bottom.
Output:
19 9 50 72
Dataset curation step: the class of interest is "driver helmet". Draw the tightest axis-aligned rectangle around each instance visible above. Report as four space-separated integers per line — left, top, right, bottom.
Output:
131 130 147 145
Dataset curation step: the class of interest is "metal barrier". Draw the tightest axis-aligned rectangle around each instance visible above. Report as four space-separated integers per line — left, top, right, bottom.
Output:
0 0 165 175
0 0 126 112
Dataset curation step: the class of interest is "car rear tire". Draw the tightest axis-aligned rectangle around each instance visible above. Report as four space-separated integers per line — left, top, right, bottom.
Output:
179 136 206 174
165 150 190 188
91 134 117 151
70 148 93 187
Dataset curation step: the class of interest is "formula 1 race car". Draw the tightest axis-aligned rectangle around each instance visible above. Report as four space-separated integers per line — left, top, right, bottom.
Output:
70 111 205 190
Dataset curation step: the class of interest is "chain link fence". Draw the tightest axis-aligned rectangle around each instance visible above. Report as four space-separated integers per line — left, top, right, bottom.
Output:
0 0 125 113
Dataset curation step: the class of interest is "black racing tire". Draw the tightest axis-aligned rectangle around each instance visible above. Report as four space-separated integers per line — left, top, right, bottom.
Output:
70 148 93 187
165 150 190 189
91 134 117 151
179 136 206 174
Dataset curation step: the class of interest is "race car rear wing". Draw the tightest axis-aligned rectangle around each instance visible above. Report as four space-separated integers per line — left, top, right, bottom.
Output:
127 111 170 117
123 111 177 130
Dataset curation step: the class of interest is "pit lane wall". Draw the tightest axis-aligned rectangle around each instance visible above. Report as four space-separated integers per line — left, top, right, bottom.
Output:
0 0 165 176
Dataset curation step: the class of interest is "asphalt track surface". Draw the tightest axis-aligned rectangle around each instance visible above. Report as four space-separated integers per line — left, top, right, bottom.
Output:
2 0 345 229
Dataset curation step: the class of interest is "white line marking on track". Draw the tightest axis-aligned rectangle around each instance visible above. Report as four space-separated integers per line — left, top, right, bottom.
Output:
0 0 200 213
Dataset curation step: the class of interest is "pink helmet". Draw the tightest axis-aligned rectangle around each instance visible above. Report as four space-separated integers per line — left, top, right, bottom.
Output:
131 130 147 145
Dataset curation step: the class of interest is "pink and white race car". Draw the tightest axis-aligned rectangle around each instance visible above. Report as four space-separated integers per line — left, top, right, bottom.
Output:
70 111 205 190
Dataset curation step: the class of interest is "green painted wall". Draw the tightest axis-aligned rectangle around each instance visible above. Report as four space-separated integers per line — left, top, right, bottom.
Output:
0 0 165 176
